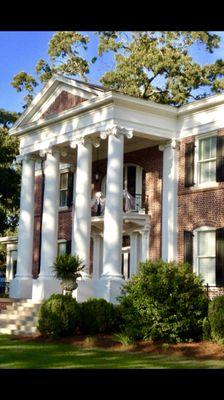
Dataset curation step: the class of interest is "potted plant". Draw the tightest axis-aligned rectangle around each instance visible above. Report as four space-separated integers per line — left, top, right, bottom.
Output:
52 253 85 295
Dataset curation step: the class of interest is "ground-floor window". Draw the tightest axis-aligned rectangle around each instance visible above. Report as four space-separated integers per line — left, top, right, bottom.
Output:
193 227 216 286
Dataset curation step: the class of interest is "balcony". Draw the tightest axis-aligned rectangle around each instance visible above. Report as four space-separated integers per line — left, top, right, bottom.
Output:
91 191 149 217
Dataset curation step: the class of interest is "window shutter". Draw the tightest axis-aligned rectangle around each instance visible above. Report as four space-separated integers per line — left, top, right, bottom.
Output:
67 171 74 207
66 240 72 254
216 136 224 182
184 231 193 265
185 142 195 187
216 228 224 285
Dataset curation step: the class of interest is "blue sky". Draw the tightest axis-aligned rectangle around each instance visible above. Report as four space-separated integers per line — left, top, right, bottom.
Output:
1 31 224 112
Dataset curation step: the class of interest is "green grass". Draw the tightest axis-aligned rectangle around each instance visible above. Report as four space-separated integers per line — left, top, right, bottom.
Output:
0 334 223 369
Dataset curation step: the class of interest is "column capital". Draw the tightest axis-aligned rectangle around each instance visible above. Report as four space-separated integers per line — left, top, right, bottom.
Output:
100 125 133 140
159 138 180 152
16 153 38 164
69 136 93 149
39 148 60 158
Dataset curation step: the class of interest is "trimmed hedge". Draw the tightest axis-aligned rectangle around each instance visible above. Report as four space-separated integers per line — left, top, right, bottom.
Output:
78 298 121 335
37 294 80 338
208 295 224 343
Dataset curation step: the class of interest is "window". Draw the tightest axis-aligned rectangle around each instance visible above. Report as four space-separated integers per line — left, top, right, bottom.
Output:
197 135 217 185
59 172 69 207
194 227 216 286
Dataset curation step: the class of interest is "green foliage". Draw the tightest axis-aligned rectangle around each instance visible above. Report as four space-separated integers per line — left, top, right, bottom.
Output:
0 112 20 237
12 31 224 109
208 296 224 343
53 253 85 281
113 332 135 346
98 31 224 106
78 298 120 335
202 317 211 340
37 294 80 338
118 260 208 342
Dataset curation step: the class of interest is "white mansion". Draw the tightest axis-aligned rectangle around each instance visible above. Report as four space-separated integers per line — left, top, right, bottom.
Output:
2 74 224 303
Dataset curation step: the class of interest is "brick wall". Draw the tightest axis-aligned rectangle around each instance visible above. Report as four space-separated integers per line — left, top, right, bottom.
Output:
177 128 224 262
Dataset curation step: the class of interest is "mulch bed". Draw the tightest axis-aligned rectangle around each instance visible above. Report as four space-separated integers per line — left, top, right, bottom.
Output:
9 334 224 360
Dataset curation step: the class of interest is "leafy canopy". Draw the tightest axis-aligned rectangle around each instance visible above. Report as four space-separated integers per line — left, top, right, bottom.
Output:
11 31 224 107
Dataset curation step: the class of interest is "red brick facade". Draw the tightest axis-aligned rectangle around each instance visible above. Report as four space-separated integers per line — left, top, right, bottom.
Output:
41 91 87 119
177 128 224 263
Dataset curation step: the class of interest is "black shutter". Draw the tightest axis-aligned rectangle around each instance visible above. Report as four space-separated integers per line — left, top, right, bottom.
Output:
216 136 224 182
185 142 195 187
216 228 224 285
184 231 193 266
67 171 74 207
66 240 72 254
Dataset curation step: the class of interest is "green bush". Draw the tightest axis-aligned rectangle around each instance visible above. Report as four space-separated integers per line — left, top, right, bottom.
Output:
208 295 224 343
202 317 211 340
79 298 120 335
118 260 208 343
37 294 80 338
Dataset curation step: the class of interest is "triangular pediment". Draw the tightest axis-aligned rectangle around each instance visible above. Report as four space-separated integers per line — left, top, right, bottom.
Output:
11 75 105 131
40 90 87 119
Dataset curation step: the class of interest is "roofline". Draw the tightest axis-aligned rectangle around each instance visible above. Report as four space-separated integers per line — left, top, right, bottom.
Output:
11 75 104 131
10 90 177 136
178 92 224 115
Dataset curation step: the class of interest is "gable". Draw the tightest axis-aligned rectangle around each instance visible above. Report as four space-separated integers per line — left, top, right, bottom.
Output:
40 90 87 119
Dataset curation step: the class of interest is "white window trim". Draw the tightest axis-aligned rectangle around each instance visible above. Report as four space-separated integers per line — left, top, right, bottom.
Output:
57 240 67 255
193 226 216 285
59 169 70 210
101 163 143 196
194 131 218 189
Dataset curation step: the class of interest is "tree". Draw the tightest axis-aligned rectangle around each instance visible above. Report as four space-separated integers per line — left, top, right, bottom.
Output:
11 32 96 108
0 109 20 236
11 31 224 108
98 31 224 105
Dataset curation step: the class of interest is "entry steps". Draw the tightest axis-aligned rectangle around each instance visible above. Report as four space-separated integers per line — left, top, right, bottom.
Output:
0 299 42 335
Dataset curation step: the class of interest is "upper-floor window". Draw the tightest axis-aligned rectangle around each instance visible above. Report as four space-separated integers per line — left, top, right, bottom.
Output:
59 172 69 207
184 132 224 188
59 170 74 208
198 136 217 185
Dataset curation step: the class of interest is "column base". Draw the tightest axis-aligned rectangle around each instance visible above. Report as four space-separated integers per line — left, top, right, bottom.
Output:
9 275 33 299
74 278 94 302
94 276 124 304
32 276 61 301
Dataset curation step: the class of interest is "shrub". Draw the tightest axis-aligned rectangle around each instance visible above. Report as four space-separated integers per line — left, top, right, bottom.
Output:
53 253 84 281
208 295 224 343
118 260 208 343
202 317 211 340
79 298 120 335
37 294 80 338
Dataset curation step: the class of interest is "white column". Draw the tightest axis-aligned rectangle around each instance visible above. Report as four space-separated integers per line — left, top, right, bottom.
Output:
130 232 139 276
10 156 35 299
71 138 92 277
92 233 102 280
101 128 125 278
141 223 150 262
160 139 179 261
32 150 61 300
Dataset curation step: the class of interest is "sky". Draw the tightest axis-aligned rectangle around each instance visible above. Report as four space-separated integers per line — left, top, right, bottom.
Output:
1 31 224 113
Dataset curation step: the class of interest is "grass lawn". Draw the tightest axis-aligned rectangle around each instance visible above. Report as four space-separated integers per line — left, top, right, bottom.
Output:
1 334 224 369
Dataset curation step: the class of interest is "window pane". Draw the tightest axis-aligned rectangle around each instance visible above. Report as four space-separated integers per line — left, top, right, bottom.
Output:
58 242 66 255
199 137 217 161
60 190 67 207
198 258 216 286
210 136 217 158
199 161 216 183
60 173 68 189
199 161 210 183
198 231 215 257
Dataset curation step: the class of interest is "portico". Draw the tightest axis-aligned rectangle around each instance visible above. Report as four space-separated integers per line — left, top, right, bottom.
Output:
8 75 178 303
